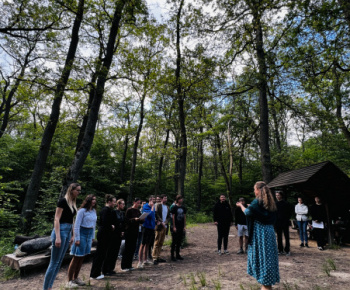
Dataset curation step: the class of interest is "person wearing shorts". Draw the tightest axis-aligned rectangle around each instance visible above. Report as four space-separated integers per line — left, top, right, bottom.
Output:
235 197 248 254
137 196 155 268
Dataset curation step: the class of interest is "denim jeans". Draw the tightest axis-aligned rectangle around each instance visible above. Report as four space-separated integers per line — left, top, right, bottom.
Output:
297 220 308 243
43 223 72 290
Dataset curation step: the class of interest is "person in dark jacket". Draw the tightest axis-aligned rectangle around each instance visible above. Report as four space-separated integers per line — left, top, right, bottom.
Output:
103 199 125 275
213 194 233 255
310 196 327 250
235 197 248 254
90 194 116 280
275 191 291 255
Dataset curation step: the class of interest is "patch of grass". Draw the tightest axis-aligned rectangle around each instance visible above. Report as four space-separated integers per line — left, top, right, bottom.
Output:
180 274 187 287
0 266 20 281
197 271 206 287
186 212 212 224
325 258 336 270
212 278 222 290
322 262 331 277
328 244 340 250
104 279 113 289
218 265 222 277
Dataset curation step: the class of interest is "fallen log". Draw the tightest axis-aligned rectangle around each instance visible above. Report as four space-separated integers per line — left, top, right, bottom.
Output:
1 247 96 273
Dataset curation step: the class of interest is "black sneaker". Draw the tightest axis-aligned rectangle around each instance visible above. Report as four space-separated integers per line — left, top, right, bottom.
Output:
300 243 304 247
176 255 184 260
153 260 159 265
157 258 167 263
305 243 309 248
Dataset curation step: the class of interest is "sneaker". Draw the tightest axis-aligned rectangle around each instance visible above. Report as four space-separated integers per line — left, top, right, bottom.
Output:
73 278 86 286
157 258 167 263
278 251 285 255
121 268 130 272
153 260 159 265
300 243 304 247
176 255 184 260
143 260 151 265
285 252 291 256
90 274 104 280
66 281 79 288
318 246 324 251
137 262 144 269
237 248 244 254
129 267 135 271
171 256 177 261
305 243 309 248
224 250 230 255
218 250 222 255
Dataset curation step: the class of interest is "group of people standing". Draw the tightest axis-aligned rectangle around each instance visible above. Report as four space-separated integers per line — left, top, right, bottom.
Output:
42 184 186 290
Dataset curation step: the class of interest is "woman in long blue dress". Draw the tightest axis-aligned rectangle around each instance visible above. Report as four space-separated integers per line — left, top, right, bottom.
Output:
236 181 280 290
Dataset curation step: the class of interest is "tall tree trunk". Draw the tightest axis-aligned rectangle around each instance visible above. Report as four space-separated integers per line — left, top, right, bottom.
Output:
197 127 203 211
128 92 146 205
60 0 128 197
215 133 231 201
155 128 170 195
175 0 187 197
334 67 350 147
21 0 85 232
253 10 272 183
174 136 179 194
120 133 129 182
75 53 103 153
227 123 233 204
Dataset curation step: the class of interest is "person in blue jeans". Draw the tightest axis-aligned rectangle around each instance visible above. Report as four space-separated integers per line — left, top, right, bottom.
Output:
295 197 309 247
43 183 80 290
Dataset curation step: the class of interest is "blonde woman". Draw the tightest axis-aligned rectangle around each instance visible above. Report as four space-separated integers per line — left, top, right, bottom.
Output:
236 181 279 290
43 183 80 290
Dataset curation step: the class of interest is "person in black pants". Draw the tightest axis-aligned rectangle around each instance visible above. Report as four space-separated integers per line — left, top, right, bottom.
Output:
213 194 233 255
171 195 187 261
103 199 125 275
90 194 116 280
121 198 143 271
310 196 327 250
275 191 291 255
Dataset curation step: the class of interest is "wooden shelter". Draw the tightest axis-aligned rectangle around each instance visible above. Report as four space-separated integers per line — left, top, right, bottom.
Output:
268 161 350 245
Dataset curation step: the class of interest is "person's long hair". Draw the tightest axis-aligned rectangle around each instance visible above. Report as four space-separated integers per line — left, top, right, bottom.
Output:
64 183 79 213
80 194 97 211
255 181 276 212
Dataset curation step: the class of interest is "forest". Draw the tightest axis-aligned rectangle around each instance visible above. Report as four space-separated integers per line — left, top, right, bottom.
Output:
0 0 350 248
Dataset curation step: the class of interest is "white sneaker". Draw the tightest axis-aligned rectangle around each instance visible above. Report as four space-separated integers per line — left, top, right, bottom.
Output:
218 250 222 255
66 280 79 288
137 262 144 269
90 274 104 280
73 277 86 286
143 260 151 265
224 250 230 255
121 268 130 272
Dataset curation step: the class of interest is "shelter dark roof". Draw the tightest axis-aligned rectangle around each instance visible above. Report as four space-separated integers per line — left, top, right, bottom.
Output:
268 161 350 200
268 161 330 188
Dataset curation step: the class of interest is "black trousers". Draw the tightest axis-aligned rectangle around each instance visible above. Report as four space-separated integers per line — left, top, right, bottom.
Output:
121 230 138 269
217 223 230 251
171 230 184 257
313 228 326 247
276 224 290 253
103 231 122 273
90 230 112 278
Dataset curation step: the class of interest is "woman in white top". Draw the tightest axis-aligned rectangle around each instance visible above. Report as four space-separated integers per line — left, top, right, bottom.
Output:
295 197 309 247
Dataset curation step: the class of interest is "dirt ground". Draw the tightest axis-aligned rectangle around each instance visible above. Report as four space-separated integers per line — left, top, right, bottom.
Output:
2 223 350 290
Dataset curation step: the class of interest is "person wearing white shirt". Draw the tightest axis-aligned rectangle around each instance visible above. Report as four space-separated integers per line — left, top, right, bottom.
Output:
295 197 309 247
